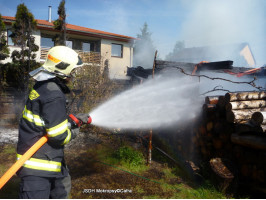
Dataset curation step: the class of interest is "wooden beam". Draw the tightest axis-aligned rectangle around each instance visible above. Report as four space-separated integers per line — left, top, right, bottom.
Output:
231 133 266 150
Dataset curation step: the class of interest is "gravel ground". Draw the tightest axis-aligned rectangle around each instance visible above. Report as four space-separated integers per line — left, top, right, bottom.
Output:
0 127 100 147
0 127 18 144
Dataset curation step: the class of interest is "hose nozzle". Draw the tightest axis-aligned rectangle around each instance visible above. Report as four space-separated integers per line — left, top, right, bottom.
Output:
69 114 92 127
87 116 92 124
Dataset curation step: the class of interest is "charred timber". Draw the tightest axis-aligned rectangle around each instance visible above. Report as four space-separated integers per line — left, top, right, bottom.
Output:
225 91 266 103
155 60 195 68
202 104 217 113
231 133 266 150
217 96 226 108
235 123 263 133
209 157 235 192
205 96 220 105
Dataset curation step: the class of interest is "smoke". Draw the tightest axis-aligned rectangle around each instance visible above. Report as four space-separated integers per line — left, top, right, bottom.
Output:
178 0 265 66
90 71 202 130
133 40 156 69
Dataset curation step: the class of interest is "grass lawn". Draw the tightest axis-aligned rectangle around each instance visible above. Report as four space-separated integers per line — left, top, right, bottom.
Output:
0 142 227 199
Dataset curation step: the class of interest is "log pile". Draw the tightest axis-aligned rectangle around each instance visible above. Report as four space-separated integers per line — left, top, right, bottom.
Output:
224 91 266 126
194 91 266 192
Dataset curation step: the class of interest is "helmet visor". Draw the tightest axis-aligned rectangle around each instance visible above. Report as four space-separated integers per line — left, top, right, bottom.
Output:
70 56 84 77
29 67 45 77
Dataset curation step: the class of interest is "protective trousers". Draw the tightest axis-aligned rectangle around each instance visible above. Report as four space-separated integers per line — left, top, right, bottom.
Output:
19 175 71 199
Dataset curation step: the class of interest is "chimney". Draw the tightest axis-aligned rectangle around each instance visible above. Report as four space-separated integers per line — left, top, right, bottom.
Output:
48 6 52 22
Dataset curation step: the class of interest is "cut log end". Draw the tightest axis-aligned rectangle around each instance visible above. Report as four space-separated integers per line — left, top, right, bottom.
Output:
209 158 234 179
251 112 264 126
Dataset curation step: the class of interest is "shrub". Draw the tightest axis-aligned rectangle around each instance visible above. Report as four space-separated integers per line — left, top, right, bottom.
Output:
113 146 145 167
67 61 123 115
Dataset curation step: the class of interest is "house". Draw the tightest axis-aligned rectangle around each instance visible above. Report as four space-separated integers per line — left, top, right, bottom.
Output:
169 43 256 68
1 15 136 79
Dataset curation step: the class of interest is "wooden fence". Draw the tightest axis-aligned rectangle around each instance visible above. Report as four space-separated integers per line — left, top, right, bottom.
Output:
0 88 24 128
40 47 101 64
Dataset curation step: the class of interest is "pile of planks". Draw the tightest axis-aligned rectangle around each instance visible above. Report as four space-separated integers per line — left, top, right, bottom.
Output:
194 91 266 191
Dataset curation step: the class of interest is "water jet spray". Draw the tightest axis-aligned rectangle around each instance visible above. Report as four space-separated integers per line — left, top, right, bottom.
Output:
0 73 202 189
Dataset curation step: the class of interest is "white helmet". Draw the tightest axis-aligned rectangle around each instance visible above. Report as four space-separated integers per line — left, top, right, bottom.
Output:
42 46 83 78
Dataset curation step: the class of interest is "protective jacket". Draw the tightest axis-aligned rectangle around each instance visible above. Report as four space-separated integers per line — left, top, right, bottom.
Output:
17 78 72 178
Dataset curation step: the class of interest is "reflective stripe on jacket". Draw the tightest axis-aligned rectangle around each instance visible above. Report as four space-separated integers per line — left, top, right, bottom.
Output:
17 154 62 172
17 78 72 178
22 106 45 127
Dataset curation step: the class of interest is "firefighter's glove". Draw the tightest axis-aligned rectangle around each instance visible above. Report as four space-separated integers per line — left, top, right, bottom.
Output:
76 113 90 124
70 127 79 139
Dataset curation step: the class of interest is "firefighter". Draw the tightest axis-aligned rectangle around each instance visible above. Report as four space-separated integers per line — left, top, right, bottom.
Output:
17 46 88 199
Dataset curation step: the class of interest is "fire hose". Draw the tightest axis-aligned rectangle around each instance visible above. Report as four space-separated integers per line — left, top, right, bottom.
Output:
0 114 92 190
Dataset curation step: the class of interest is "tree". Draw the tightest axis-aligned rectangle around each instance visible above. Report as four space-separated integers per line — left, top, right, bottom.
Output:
133 22 156 68
165 40 185 61
53 0 67 46
0 14 10 89
0 14 9 61
8 3 39 90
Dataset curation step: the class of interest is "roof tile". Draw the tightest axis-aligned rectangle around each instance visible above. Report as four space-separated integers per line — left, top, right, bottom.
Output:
2 16 136 41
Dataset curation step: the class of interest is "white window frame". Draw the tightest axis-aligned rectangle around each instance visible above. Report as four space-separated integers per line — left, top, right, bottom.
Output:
7 29 15 46
82 42 90 52
66 40 73 49
111 43 123 58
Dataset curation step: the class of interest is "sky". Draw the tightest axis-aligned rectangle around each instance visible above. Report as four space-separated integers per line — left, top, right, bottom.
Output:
0 0 265 66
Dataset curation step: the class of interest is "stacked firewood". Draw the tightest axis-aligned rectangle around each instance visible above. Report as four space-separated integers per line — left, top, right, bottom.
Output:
194 91 266 191
224 91 266 130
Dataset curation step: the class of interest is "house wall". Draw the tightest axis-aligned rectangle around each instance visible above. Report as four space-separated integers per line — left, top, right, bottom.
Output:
2 23 134 80
34 30 41 60
101 39 133 80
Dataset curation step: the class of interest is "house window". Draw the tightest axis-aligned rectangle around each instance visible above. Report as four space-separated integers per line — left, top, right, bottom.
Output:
82 42 90 52
111 43 123 58
7 29 14 46
41 37 54 48
66 40 73 48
